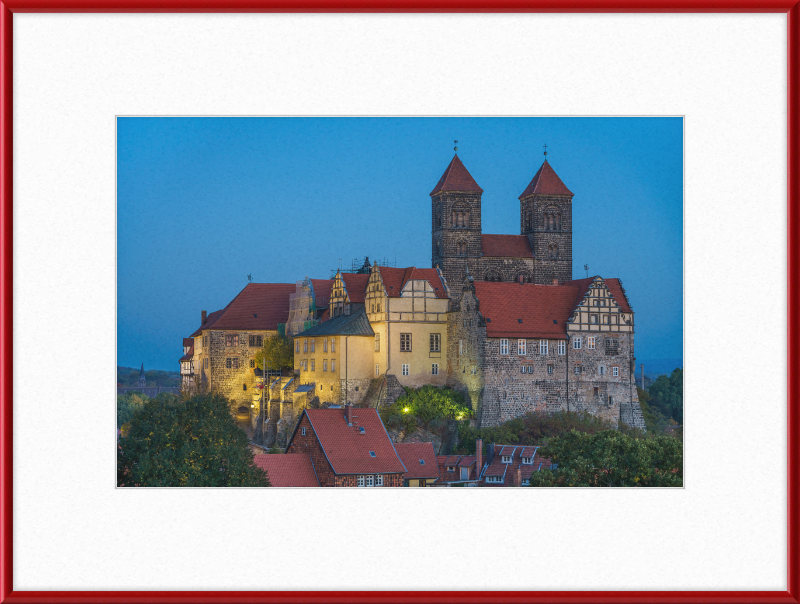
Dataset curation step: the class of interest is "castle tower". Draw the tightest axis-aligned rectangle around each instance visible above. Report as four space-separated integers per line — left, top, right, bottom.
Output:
519 160 574 284
430 154 483 288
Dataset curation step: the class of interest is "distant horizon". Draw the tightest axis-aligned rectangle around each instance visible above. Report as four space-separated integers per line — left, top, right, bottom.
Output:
118 117 683 370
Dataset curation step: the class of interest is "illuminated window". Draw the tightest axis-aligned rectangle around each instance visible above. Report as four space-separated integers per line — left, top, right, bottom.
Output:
518 339 526 355
226 334 239 347
500 339 509 355
587 337 596 350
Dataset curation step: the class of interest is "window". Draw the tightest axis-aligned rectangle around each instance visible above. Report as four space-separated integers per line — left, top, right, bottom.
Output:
501 455 512 463
419 459 425 465
518 339 526 355
357 475 365 487
590 314 598 324
310 359 315 371
521 457 532 465
599 366 606 376
226 334 239 347
605 339 619 355
203 335 208 349
486 475 503 483
301 427 306 435
376 474 384 486
446 466 456 472
608 396 614 407
331 338 335 352
612 366 619 377
366 475 374 487
400 333 412 352
375 364 380 377
295 340 299 353
375 333 380 352
359 427 366 434
310 339 315 352
430 333 441 352
369 451 376 458
249 335 262 347
573 337 582 349
539 340 548 355
250 359 255 368
500 339 509 355
331 360 336 372
431 363 439 375
226 357 239 369
587 337 596 350
558 341 565 355
574 365 581 375
402 364 410 376
323 360 328 372
547 364 554 375
459 339 463 355
303 339 308 353
470 365 477 375
594 387 599 396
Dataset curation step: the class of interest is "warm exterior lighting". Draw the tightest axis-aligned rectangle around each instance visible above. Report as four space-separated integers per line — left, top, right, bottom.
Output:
403 407 410 413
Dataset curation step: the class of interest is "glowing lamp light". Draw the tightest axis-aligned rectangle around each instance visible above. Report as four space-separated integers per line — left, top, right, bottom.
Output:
403 407 410 413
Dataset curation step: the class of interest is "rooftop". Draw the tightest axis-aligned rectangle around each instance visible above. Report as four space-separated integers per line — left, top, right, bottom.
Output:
518 161 573 198
430 155 483 196
253 453 320 487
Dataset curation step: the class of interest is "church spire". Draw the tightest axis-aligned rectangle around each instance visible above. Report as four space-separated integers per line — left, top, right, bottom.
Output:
138 363 146 387
518 160 573 199
430 155 483 196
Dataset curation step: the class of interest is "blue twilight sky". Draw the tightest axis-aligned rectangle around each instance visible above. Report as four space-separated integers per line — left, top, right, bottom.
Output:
117 117 683 371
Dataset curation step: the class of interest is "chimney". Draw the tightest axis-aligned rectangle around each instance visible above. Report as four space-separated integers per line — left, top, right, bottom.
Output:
201 310 207 325
345 403 353 426
476 439 482 477
552 279 558 285
515 466 522 487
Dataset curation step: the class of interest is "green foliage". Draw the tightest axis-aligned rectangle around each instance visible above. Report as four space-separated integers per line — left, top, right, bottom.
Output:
380 385 473 433
254 334 294 372
452 410 617 455
647 368 683 423
528 429 683 487
117 392 270 487
117 366 181 388
117 392 149 429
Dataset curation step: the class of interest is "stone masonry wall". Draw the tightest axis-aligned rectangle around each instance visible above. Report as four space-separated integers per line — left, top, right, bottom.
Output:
478 256 536 283
445 284 486 417
208 329 272 414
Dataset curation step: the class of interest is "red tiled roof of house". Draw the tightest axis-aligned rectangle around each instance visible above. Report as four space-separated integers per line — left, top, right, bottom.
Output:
481 444 553 486
474 281 581 339
303 408 406 475
310 279 334 308
253 453 320 487
341 273 369 304
190 308 225 337
183 337 194 347
562 276 632 313
319 308 330 322
394 442 439 480
434 455 478 483
520 446 537 458
499 445 517 456
518 161 573 198
378 266 449 299
202 283 296 332
481 234 534 258
430 155 483 196
458 456 476 467
179 342 194 362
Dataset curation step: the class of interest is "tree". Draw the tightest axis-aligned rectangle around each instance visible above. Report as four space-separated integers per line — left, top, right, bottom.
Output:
648 368 683 423
117 391 149 429
117 392 270 487
254 334 294 373
528 429 683 487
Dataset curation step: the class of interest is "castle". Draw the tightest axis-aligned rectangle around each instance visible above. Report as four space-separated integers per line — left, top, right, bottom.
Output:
181 150 646 435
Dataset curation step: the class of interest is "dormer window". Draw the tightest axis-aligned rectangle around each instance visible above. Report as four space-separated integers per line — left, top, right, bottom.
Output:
359 427 366 434
419 459 425 465
369 451 376 457
447 466 456 472
521 456 532 464
501 455 512 463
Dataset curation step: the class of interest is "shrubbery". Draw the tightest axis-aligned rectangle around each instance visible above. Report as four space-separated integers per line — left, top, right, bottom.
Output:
380 385 473 434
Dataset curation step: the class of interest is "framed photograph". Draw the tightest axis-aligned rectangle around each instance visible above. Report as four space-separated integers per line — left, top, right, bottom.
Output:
1 2 797 603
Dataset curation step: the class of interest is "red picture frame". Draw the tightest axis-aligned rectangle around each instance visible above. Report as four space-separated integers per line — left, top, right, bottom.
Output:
1 3 797 603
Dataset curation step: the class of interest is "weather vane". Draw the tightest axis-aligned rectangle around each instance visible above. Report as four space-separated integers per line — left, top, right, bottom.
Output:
543 143 548 161
584 264 589 278
454 140 458 154
247 273 252 282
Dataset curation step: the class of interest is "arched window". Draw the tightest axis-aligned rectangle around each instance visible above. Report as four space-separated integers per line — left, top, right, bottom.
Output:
457 240 467 256
485 270 502 282
548 243 559 259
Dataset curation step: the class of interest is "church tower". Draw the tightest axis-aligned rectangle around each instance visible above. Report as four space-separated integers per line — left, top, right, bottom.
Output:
519 157 574 284
138 363 146 387
430 153 483 289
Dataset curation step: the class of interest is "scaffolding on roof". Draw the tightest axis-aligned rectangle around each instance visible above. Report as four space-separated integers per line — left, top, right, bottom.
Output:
330 255 396 279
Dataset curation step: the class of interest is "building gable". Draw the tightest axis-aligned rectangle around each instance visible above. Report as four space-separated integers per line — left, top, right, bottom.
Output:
566 277 634 333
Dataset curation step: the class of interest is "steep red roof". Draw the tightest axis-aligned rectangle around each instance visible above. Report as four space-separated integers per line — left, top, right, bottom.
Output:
303 408 406 475
341 273 369 304
179 343 194 362
394 442 439 480
203 283 296 332
190 308 225 337
378 266 448 298
482 444 553 487
310 279 334 308
519 161 573 198
434 455 478 484
474 281 581 339
430 155 483 196
183 337 194 347
253 454 320 487
481 234 534 258
562 276 632 313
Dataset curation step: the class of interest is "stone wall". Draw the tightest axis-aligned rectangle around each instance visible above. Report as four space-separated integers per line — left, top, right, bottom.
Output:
433 191 483 288
478 256 536 283
445 284 486 415
207 329 273 413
